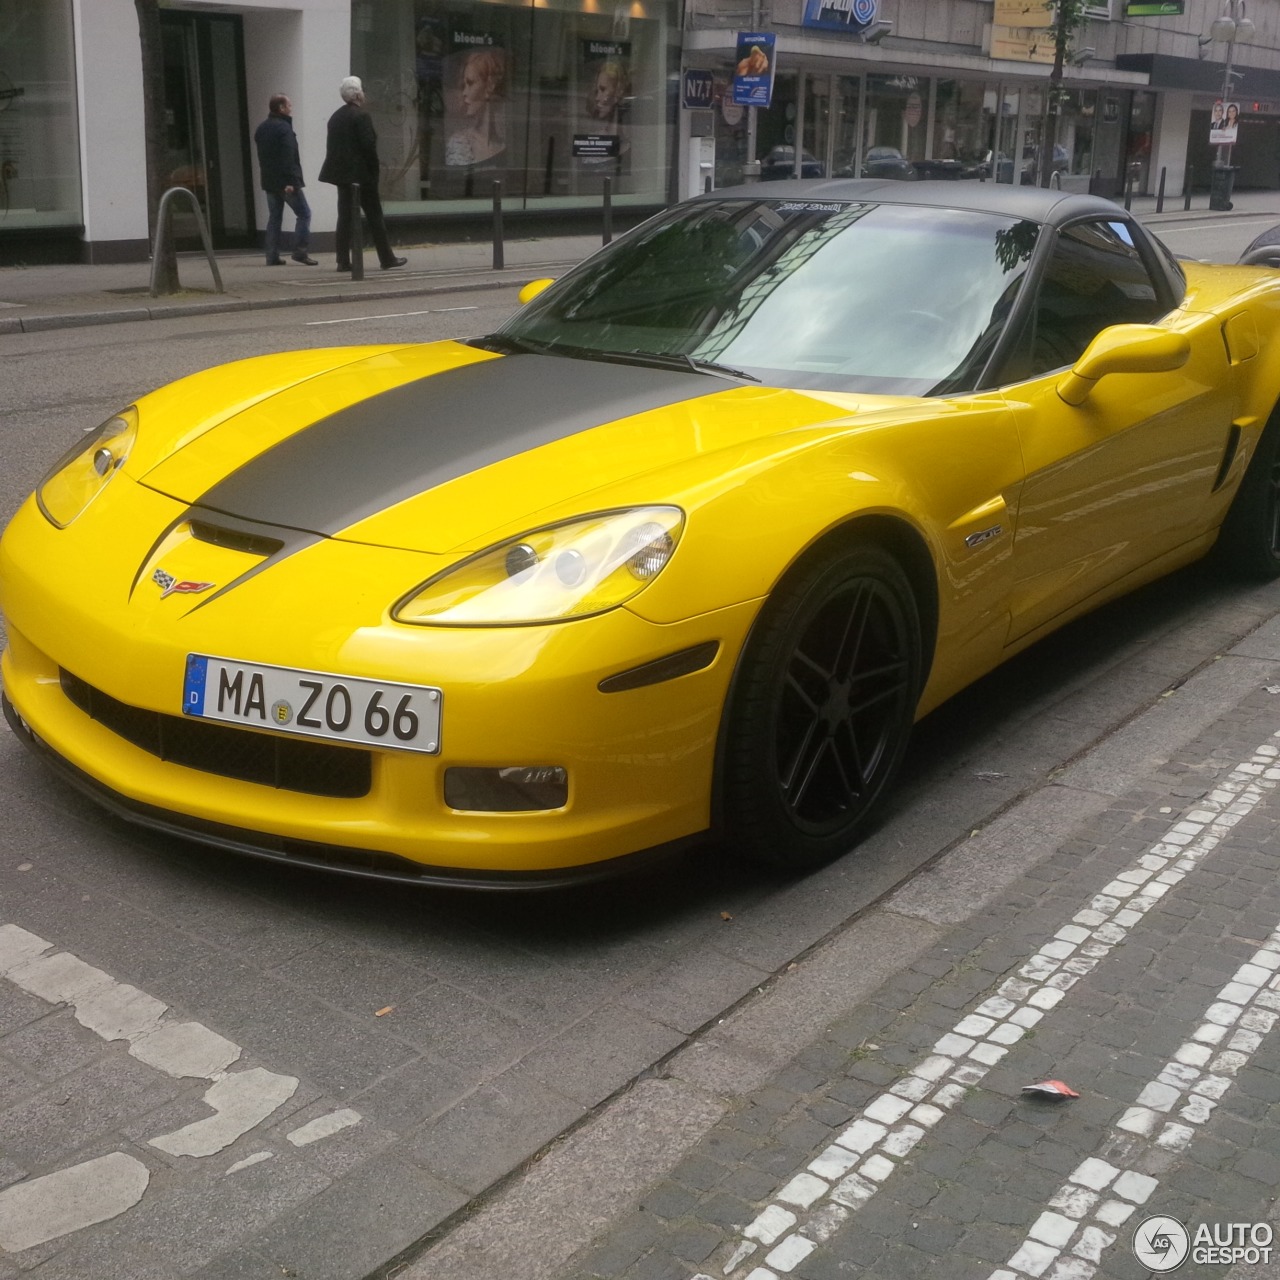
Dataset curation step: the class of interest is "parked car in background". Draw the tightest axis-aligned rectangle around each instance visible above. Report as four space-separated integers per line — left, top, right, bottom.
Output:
860 145 917 180
760 145 825 180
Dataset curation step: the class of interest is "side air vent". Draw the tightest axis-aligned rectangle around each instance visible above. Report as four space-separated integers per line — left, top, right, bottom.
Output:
1212 424 1242 493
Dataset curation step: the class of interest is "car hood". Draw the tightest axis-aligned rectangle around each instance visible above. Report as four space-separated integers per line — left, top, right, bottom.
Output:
136 340 909 555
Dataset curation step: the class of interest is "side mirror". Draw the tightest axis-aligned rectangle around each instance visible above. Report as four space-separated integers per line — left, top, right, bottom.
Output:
1056 324 1191 406
518 278 555 305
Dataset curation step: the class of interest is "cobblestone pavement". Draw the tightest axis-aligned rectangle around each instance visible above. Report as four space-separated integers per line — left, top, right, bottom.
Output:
560 681 1280 1280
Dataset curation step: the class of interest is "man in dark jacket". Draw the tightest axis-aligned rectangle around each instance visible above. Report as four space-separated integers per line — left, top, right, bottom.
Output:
252 93 316 266
318 76 406 271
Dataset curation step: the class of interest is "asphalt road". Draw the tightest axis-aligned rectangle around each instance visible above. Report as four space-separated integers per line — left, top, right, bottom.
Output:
4 275 1280 1278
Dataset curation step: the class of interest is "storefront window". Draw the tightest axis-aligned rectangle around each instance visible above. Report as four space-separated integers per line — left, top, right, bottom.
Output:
932 80 995 179
352 0 675 213
1052 87 1097 186
864 74 928 165
0 0 81 232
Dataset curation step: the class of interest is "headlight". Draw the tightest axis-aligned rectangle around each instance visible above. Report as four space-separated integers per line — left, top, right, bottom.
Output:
36 407 139 528
394 506 685 626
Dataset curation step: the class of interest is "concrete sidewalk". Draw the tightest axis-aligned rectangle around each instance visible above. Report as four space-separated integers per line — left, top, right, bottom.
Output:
2 189 1279 338
0 232 605 335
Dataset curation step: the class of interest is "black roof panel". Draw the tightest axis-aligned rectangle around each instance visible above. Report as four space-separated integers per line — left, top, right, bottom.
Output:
700 178 1129 228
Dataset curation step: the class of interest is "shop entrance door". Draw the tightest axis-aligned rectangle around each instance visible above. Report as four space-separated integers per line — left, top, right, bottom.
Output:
159 11 254 249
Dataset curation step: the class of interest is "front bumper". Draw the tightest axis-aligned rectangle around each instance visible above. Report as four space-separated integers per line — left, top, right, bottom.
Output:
0 485 757 878
2 691 695 889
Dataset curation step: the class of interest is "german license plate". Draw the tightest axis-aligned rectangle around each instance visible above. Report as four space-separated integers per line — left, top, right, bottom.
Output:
183 654 441 754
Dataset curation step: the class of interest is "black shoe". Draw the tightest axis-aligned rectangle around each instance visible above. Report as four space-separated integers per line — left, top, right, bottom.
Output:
266 258 285 266
381 256 407 270
291 253 318 266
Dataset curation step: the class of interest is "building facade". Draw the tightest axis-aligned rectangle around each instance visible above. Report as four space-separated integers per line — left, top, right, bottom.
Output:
2 0 1279 265
682 0 1280 203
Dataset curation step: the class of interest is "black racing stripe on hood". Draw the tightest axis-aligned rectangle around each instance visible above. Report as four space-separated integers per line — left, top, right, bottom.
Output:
194 353 714 537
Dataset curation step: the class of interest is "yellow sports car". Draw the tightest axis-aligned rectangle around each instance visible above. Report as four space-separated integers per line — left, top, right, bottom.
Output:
4 181 1279 887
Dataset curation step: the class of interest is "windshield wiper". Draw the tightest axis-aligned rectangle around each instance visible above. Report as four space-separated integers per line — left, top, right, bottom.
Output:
625 349 761 382
468 333 557 356
471 337 760 382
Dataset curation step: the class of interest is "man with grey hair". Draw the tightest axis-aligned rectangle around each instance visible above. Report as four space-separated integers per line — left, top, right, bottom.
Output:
318 75 406 270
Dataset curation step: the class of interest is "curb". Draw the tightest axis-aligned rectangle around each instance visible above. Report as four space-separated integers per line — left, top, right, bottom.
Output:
0 262 583 336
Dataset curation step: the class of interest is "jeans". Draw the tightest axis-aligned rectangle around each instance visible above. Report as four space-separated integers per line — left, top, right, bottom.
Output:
264 188 312 262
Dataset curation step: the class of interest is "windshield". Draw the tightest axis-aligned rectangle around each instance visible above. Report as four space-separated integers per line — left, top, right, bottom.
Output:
497 198 1040 395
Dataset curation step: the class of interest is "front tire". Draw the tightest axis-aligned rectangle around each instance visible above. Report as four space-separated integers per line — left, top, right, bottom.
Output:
722 542 922 871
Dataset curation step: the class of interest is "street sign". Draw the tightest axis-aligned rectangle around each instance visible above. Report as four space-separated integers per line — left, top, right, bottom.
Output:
1125 1 1183 13
682 69 714 110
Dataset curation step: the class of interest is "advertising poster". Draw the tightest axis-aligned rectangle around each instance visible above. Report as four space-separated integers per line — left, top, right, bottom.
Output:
443 31 510 168
731 32 776 107
1210 99 1239 146
573 39 631 167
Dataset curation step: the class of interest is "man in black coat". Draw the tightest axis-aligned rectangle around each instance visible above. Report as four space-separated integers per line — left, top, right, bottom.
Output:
318 76 406 271
252 93 316 266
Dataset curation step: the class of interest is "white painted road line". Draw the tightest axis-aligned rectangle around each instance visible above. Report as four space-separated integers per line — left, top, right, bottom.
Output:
1159 218 1278 236
287 1108 362 1147
150 1067 300 1158
988 923 1280 1279
700 735 1280 1280
0 1153 149 1253
225 1151 274 1176
305 305 478 325
0 924 361 1252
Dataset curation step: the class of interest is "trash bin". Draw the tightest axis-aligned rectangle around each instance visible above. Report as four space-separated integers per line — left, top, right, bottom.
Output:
1209 164 1238 211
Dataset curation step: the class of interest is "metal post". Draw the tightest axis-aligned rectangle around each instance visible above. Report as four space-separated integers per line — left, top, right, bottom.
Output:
1156 166 1167 213
149 186 224 297
1185 166 1194 211
348 184 365 281
1124 165 1135 211
603 176 613 245
1209 0 1252 211
492 180 504 270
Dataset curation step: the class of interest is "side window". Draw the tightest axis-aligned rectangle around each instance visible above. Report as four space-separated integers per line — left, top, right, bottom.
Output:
1025 220 1166 377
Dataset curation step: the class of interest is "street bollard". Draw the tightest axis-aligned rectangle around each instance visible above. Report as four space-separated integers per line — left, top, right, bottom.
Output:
492 180 504 270
1156 166 1166 214
1185 166 1194 211
603 176 613 246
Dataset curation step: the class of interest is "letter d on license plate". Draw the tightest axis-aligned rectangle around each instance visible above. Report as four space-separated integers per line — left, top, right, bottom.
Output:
183 654 441 754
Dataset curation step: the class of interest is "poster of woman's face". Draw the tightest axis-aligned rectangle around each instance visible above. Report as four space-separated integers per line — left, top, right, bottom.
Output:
586 60 630 132
574 40 631 169
444 44 509 168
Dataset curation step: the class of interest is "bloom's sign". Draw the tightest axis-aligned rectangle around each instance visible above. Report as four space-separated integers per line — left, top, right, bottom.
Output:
1125 1 1184 14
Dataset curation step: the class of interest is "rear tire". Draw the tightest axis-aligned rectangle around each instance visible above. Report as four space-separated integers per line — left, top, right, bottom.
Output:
722 542 922 871
1216 414 1280 580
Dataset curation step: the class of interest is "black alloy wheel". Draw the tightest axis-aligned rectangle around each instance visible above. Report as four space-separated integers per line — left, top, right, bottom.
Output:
724 542 922 870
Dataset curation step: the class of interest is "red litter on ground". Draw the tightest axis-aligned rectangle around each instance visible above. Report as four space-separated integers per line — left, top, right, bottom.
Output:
1021 1080 1080 1099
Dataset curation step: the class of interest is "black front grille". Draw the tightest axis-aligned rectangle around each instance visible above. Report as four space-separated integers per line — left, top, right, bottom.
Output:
60 670 372 798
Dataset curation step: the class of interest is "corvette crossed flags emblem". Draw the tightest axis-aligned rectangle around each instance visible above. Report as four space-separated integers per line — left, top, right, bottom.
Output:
152 569 215 599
